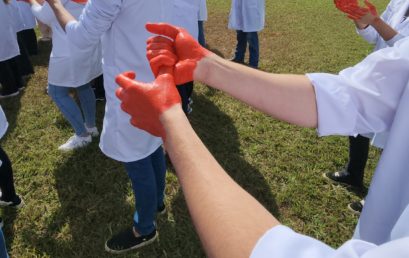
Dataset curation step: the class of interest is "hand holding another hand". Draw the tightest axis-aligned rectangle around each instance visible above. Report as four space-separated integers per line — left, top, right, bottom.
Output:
146 23 210 84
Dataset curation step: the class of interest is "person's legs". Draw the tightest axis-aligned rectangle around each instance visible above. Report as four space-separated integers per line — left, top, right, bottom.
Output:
48 84 88 136
232 30 247 63
0 60 20 96
124 154 159 236
346 135 369 187
0 228 9 258
247 32 259 68
149 146 167 210
75 83 96 128
324 135 369 188
198 21 206 47
20 29 38 56
91 74 106 100
15 32 34 77
0 146 16 202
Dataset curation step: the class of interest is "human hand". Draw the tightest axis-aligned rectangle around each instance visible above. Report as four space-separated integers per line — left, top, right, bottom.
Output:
115 68 181 139
146 23 210 85
334 0 378 24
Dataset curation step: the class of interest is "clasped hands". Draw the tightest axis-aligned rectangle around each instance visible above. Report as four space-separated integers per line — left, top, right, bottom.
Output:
115 23 209 139
334 0 379 24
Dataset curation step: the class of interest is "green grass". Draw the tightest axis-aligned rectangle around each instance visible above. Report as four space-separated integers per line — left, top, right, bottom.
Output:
1 0 386 257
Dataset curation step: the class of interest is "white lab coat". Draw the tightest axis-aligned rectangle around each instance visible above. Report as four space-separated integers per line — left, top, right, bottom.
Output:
251 37 409 258
0 1 20 61
356 0 409 148
7 0 25 33
16 0 36 30
199 0 207 21
0 107 8 141
228 0 265 32
65 0 199 162
31 1 102 87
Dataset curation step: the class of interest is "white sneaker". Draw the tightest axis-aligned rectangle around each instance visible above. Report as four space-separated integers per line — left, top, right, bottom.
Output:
58 135 92 151
85 125 99 137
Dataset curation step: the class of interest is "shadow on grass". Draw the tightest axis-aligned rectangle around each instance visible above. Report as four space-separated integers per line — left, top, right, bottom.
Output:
189 93 280 216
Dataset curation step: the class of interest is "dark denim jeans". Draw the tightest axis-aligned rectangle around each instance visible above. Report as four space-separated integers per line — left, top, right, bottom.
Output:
0 228 9 258
123 146 167 235
198 21 206 47
233 30 259 68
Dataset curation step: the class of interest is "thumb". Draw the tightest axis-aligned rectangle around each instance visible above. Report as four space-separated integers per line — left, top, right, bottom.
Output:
146 23 180 40
174 60 197 85
115 71 136 90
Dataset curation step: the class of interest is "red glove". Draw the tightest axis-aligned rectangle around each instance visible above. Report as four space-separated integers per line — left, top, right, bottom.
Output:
115 68 181 139
146 23 210 85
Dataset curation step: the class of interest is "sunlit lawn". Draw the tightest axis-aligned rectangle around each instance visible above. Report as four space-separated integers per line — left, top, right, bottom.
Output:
0 0 387 257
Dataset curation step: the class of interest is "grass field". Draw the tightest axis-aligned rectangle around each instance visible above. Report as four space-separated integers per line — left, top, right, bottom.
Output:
1 0 387 257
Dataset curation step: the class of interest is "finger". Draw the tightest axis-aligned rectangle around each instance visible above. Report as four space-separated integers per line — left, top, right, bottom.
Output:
147 36 174 46
146 23 180 40
150 55 177 69
347 14 360 20
115 87 125 100
174 60 197 85
115 72 137 91
147 42 174 53
147 49 177 61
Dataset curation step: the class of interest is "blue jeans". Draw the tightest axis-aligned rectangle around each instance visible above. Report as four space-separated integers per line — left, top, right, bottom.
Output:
198 21 206 47
0 228 9 258
48 83 96 136
123 146 166 235
234 30 259 68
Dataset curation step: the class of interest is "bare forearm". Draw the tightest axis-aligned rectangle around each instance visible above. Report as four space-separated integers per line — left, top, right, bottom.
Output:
46 0 75 30
369 17 398 41
161 106 279 258
195 55 318 128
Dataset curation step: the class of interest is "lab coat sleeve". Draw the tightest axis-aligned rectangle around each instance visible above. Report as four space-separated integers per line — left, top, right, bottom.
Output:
250 225 409 258
356 3 393 44
31 2 55 26
65 0 122 49
307 37 409 137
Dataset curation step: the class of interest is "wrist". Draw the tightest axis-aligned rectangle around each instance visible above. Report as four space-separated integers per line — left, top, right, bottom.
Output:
159 104 185 126
368 16 381 26
194 53 217 83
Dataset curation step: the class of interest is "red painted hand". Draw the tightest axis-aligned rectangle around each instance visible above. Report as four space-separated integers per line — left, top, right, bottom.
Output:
115 68 181 139
146 23 210 85
334 0 378 23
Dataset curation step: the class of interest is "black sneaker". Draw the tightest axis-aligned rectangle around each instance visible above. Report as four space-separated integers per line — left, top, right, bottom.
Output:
323 170 362 188
105 228 157 254
348 200 365 214
0 91 19 99
0 195 24 209
229 57 245 64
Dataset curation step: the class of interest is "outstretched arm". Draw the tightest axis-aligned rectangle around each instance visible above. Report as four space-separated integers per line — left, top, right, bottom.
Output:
44 0 75 29
163 106 280 258
146 24 318 128
115 71 280 258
